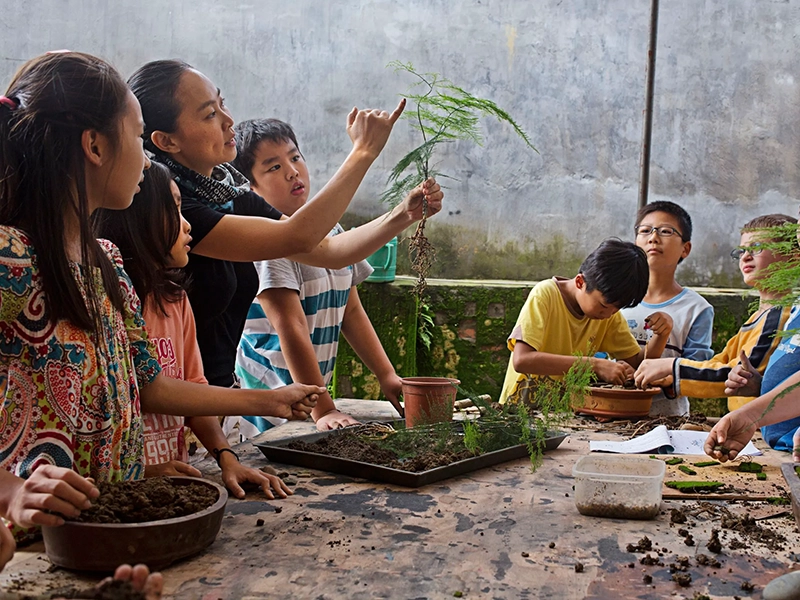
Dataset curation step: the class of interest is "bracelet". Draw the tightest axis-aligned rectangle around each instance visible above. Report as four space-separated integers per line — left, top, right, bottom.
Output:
212 447 240 467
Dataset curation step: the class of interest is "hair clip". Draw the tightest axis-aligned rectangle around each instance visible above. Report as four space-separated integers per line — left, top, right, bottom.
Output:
0 96 17 110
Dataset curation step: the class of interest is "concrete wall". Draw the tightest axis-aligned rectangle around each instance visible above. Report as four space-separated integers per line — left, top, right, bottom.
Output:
2 0 798 285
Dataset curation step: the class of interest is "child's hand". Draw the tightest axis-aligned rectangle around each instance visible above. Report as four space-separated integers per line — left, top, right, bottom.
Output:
259 384 325 420
0 521 15 573
316 410 361 431
724 351 762 396
594 358 635 385
793 427 800 463
380 373 405 417
144 461 202 479
634 357 675 389
401 178 444 221
346 99 406 159
703 412 758 462
219 460 291 500
95 564 163 600
6 464 99 528
644 311 673 337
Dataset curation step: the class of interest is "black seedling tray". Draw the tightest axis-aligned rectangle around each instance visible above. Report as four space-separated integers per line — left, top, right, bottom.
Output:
255 421 567 488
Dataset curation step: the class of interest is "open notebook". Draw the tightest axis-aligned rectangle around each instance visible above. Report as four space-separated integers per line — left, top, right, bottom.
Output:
589 424 761 456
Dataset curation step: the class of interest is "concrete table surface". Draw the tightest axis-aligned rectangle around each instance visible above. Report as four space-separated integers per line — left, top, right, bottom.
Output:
2 399 799 599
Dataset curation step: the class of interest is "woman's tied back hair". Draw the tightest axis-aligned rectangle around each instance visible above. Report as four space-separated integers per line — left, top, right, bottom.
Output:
128 59 193 154
0 51 129 330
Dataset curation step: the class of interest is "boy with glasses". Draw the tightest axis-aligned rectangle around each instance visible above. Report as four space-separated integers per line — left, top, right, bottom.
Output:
500 239 656 405
621 201 714 416
634 214 795 411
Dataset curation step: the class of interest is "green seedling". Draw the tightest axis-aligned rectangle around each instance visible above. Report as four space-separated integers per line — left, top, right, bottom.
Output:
649 455 657 459
737 462 763 473
766 497 790 506
665 481 725 493
756 472 767 481
678 465 697 476
384 61 536 295
665 457 684 465
692 461 720 467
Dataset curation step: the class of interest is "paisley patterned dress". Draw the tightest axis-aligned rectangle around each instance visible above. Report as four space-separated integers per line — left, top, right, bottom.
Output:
0 226 161 489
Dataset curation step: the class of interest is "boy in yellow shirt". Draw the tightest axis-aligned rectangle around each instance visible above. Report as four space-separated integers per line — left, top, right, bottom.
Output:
634 214 796 410
500 238 667 404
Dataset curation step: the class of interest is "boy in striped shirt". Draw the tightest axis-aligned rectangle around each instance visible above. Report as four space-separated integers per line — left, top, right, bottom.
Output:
232 119 430 431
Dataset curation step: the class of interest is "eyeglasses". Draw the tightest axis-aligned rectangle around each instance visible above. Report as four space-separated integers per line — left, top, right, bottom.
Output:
635 225 683 239
730 243 764 261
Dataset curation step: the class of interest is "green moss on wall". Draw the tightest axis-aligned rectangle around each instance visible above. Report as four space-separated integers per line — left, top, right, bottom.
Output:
331 281 418 400
332 279 753 410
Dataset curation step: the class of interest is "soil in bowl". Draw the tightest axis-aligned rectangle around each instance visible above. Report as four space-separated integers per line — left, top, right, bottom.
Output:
71 477 218 524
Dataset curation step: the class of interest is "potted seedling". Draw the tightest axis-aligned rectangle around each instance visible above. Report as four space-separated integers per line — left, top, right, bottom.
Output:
382 61 538 295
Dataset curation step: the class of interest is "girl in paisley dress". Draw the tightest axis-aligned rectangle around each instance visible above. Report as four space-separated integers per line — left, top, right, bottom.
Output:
95 161 319 499
0 52 322 542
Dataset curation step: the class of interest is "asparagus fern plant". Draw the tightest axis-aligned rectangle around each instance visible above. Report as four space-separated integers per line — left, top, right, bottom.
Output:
383 61 537 295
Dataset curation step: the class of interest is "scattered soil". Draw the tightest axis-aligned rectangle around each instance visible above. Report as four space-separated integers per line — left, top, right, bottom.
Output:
695 554 721 568
672 572 692 587
574 562 584 573
71 477 218 524
626 536 653 553
706 529 722 554
20 580 147 600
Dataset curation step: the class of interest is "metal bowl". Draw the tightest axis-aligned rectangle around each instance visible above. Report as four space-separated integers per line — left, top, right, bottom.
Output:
42 476 228 572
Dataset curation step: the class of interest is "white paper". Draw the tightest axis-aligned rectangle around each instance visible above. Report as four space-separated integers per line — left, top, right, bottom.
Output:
589 424 762 456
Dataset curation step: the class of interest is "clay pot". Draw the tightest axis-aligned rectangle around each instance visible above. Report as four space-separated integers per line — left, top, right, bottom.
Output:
573 386 660 419
400 377 460 427
42 477 227 572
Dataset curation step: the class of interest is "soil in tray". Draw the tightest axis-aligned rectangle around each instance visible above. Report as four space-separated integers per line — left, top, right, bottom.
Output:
286 427 475 472
70 477 218 524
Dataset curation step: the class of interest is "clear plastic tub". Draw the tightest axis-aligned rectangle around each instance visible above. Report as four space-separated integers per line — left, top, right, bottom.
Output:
572 455 665 520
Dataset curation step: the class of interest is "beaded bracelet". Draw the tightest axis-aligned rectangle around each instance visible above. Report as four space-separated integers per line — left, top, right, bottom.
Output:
212 447 240 467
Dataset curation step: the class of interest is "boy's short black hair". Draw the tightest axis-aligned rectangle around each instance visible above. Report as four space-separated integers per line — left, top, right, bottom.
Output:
635 200 693 242
580 238 648 309
232 118 300 182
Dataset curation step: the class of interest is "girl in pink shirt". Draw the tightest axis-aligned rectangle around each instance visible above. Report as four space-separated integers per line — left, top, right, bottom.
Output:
95 162 322 499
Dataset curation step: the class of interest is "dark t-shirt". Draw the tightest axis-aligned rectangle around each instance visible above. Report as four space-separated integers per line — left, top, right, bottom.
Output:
181 191 282 387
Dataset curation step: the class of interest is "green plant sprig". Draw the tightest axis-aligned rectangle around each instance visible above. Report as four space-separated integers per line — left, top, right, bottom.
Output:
383 61 536 295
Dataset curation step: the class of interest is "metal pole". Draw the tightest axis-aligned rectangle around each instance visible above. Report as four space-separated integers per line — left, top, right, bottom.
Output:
638 0 660 209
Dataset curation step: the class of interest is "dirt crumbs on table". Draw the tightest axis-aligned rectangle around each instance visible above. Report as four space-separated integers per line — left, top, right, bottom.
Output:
71 477 218 523
22 580 147 600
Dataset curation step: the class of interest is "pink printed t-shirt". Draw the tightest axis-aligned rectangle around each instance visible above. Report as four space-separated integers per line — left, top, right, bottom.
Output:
142 294 207 465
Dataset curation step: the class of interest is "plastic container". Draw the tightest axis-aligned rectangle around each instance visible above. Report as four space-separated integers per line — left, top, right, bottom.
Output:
572 455 665 520
365 237 397 282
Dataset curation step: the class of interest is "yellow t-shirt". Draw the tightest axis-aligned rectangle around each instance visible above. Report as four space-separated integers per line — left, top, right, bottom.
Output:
499 278 640 403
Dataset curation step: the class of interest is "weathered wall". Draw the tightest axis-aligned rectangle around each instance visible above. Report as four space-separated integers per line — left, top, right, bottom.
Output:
2 1 798 284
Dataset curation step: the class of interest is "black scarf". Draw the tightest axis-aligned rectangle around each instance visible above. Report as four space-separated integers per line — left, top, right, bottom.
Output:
152 153 250 214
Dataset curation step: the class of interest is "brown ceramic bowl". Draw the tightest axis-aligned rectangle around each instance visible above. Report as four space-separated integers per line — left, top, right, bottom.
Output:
574 386 661 419
42 476 228 572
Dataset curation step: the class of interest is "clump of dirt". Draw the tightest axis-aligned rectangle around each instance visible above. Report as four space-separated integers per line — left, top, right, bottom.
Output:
574 562 584 573
640 554 663 566
71 477 218 523
670 508 688 524
695 554 721 568
626 536 653 553
720 512 787 551
672 572 692 587
706 529 722 554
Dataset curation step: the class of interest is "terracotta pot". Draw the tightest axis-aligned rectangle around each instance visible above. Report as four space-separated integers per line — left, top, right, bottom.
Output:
400 377 460 427
42 477 228 572
573 386 660 419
